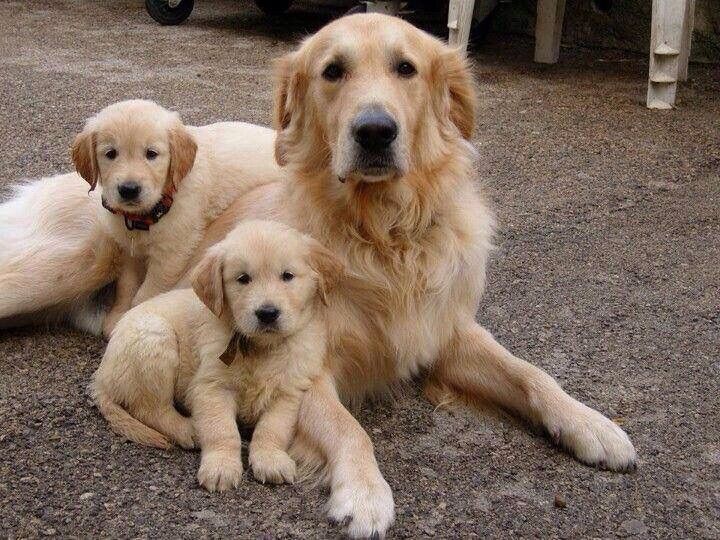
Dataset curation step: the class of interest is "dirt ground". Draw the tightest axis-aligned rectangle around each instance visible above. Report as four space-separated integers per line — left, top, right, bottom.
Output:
0 1 718 538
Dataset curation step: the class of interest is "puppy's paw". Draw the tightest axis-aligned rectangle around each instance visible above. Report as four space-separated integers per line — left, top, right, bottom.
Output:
173 424 197 450
197 450 243 492
546 400 637 472
327 468 395 539
250 448 296 484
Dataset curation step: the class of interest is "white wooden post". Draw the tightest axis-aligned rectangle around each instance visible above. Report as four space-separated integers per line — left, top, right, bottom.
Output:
678 0 695 81
448 0 476 51
534 0 566 63
647 0 693 109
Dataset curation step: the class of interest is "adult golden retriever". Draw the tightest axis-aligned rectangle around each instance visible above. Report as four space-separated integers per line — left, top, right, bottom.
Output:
189 13 637 537
0 13 636 539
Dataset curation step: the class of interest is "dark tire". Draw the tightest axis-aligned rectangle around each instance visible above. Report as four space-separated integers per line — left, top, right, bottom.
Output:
145 0 194 25
345 4 367 16
254 0 294 16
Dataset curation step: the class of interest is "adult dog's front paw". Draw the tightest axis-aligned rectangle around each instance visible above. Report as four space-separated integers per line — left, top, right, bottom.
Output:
545 400 637 472
327 466 395 539
250 448 296 484
197 450 243 492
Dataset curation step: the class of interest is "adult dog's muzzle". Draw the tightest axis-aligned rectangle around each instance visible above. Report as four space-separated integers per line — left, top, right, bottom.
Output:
348 106 402 181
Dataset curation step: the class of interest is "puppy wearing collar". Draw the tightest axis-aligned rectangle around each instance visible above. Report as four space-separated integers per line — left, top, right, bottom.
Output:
71 100 282 338
90 220 342 488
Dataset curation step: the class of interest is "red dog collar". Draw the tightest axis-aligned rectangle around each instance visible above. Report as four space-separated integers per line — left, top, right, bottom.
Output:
101 184 176 231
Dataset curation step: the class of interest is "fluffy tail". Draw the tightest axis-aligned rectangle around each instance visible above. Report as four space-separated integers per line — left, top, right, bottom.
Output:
0 174 118 323
92 389 173 450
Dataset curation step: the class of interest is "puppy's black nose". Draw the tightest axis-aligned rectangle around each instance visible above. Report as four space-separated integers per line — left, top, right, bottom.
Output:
118 182 141 201
255 305 280 325
352 108 398 151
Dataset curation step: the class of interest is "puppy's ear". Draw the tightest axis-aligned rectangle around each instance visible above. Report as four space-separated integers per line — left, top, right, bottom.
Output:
272 52 305 167
191 247 225 317
168 125 197 189
433 48 477 140
307 238 344 307
71 129 99 191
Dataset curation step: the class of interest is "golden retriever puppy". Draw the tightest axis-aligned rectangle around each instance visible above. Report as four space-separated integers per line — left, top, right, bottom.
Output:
192 13 636 537
91 220 341 486
0 100 281 333
72 99 286 337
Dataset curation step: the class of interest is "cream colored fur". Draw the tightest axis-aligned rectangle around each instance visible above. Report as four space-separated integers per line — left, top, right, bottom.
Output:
0 100 282 335
91 220 337 488
189 14 636 538
0 14 637 540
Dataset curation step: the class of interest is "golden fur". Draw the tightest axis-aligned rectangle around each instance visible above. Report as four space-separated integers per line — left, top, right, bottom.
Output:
71 100 286 337
191 14 637 538
0 100 282 333
0 14 637 539
91 220 339 489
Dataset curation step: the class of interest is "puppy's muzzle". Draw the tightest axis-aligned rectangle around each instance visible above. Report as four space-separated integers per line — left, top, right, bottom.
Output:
117 181 142 201
255 304 280 328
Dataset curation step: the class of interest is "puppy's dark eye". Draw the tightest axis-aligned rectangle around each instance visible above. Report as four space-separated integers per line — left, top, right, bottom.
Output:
237 273 251 285
281 271 295 282
146 149 158 160
322 62 344 82
105 149 117 160
397 60 417 78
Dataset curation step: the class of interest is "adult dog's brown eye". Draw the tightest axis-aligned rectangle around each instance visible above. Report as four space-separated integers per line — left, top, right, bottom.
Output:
238 273 251 284
322 62 344 82
146 149 158 160
397 60 416 78
105 149 117 160
281 271 295 282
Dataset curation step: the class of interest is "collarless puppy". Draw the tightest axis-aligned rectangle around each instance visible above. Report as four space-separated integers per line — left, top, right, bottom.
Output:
71 100 281 338
90 220 343 487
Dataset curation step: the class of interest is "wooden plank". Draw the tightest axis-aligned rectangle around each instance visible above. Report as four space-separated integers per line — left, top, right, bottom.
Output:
448 0 476 51
647 0 692 108
534 0 566 64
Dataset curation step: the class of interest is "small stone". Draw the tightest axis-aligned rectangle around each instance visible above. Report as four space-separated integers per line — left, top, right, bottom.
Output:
619 519 648 536
372 428 382 434
649 180 680 191
43 528 56 536
79 492 94 501
553 493 566 508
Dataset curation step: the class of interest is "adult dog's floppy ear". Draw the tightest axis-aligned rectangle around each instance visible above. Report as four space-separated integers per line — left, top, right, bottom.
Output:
306 237 344 306
191 246 225 317
168 125 197 190
71 129 99 191
433 47 477 140
272 52 305 167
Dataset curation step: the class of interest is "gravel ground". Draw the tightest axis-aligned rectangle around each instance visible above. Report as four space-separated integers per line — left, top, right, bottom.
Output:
1 1 718 538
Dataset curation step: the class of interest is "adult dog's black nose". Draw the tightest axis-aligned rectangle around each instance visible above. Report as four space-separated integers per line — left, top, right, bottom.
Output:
255 305 280 325
352 108 398 151
118 182 141 201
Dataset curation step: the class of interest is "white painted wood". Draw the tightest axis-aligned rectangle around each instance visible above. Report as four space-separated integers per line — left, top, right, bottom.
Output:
678 0 695 81
647 0 693 109
448 0 476 51
534 0 566 64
